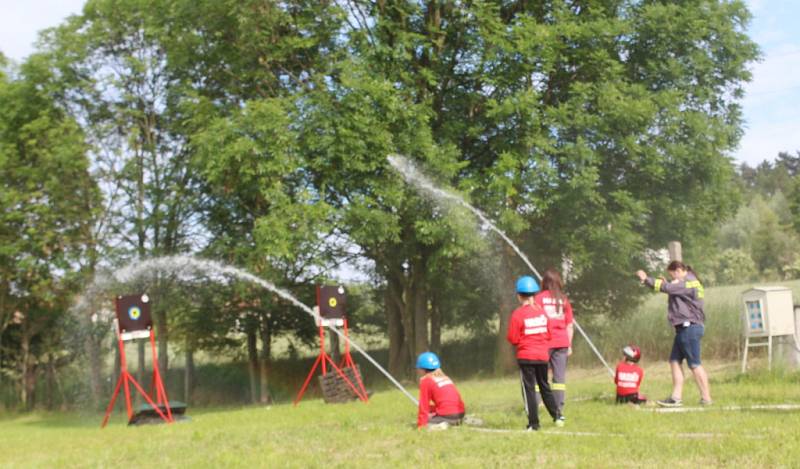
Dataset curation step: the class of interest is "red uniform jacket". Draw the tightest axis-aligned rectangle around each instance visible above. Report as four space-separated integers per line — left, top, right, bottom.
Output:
614 361 643 396
417 374 465 428
534 291 574 349
506 303 552 362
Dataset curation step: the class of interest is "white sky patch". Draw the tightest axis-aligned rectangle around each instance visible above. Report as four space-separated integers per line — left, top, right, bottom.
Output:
0 0 86 62
735 0 800 165
737 44 800 164
744 47 800 102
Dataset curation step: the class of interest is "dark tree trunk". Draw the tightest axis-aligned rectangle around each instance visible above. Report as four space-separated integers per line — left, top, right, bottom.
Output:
46 353 55 410
329 329 341 365
112 333 121 407
23 364 37 411
495 247 520 375
430 293 441 354
412 255 429 357
401 281 416 366
386 271 407 377
259 315 272 405
184 347 194 405
246 323 259 404
156 309 168 376
137 340 146 406
20 333 36 410
83 310 104 408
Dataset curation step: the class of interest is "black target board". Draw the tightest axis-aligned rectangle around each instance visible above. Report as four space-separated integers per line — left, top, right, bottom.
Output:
115 294 152 333
318 285 346 319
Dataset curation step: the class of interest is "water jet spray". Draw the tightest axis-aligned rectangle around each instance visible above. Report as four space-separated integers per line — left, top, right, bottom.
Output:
79 255 419 405
388 154 614 377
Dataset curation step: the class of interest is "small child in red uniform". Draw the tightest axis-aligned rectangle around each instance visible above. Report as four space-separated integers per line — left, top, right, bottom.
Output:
416 352 465 429
615 345 647 404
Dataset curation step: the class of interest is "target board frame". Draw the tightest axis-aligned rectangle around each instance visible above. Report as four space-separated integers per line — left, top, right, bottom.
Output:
115 293 152 339
318 285 347 319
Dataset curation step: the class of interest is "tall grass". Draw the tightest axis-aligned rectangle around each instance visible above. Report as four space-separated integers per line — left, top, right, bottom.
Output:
569 279 800 369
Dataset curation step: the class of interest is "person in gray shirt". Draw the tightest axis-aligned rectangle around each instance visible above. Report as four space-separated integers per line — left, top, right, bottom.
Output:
636 260 712 407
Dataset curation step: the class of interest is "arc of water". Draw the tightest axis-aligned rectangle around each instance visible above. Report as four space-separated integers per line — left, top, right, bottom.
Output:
388 154 615 378
108 255 419 405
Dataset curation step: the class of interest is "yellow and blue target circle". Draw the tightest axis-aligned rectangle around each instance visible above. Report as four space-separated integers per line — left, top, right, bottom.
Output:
128 306 142 321
328 298 337 308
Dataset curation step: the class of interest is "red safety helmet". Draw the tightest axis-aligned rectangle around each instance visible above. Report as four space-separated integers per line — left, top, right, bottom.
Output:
623 345 641 363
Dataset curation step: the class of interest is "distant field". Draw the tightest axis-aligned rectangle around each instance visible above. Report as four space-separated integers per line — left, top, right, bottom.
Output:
1 361 798 467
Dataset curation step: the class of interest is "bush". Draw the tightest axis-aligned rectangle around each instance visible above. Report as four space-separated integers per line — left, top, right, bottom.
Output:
714 249 757 285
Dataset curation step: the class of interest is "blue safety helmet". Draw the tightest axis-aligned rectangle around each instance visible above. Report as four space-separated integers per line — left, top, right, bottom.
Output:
416 352 441 371
516 275 540 294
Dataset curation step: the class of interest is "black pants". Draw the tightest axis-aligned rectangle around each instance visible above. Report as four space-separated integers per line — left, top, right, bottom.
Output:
616 393 647 405
429 412 465 425
518 360 559 429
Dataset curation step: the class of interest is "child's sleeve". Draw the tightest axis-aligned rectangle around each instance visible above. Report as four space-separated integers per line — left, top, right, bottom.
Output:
614 365 620 384
506 311 519 345
564 298 574 325
417 378 433 428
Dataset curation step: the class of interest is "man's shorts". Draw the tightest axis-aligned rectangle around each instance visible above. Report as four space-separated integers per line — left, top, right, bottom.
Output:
669 323 704 368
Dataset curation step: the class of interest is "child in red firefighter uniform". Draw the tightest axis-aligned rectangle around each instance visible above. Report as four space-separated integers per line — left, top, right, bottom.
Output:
615 345 647 404
534 268 573 423
416 352 465 429
507 276 562 430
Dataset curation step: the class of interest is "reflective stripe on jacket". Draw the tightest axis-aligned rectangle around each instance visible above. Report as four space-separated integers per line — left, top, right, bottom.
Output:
644 273 705 326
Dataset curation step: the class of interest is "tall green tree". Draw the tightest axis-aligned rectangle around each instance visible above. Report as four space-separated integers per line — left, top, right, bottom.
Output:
42 0 216 376
0 53 99 408
184 0 350 397
337 0 758 371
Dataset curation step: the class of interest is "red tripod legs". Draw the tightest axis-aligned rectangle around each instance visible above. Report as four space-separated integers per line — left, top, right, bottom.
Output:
101 330 174 427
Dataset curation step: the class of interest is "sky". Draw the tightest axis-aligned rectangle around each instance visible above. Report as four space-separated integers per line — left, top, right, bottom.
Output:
1 0 798 168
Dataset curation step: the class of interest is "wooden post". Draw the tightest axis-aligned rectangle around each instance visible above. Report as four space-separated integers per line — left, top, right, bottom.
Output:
668 241 682 262
791 306 800 369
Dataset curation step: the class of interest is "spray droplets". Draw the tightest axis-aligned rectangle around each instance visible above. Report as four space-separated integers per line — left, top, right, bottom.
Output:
74 254 419 405
387 154 542 280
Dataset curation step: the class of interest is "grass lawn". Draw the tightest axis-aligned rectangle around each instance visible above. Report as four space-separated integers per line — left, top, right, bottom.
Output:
2 360 798 468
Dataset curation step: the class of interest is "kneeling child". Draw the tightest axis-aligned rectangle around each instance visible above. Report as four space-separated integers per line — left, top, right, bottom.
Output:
416 352 465 429
615 345 647 404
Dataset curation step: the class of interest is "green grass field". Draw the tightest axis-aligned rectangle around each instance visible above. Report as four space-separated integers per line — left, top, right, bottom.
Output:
2 360 799 468
2 279 799 467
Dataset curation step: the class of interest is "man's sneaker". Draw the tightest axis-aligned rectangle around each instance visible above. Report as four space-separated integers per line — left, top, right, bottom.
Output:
554 417 565 428
699 399 713 406
656 397 683 407
525 425 539 432
428 422 449 431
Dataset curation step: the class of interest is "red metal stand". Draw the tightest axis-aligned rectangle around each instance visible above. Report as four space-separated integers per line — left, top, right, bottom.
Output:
293 319 368 405
101 329 174 427
338 320 368 399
